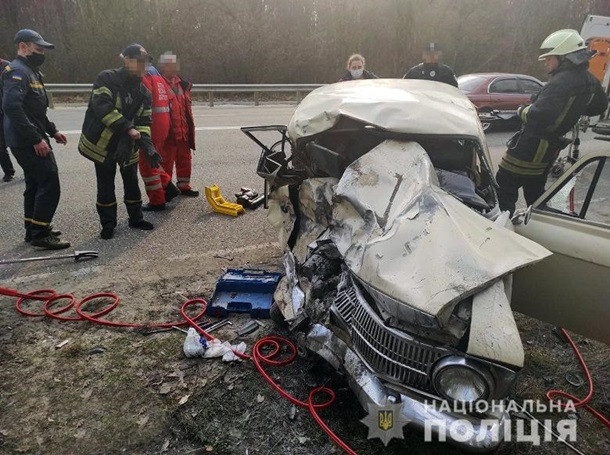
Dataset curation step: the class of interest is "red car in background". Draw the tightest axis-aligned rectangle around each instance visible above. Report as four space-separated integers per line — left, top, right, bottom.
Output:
458 73 544 130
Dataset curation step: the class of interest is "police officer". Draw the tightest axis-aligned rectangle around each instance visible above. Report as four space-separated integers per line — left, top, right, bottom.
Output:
2 30 70 249
496 29 608 215
79 44 160 239
403 42 458 87
0 58 16 182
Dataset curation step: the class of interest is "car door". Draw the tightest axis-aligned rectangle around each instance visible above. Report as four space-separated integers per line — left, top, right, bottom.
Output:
511 152 610 343
517 78 543 103
488 77 522 111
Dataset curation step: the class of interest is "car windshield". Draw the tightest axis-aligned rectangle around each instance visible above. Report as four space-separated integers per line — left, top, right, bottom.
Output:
458 75 486 93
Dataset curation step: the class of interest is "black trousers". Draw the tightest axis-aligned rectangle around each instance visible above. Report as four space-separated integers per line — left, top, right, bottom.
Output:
94 161 143 228
0 129 15 176
11 146 60 240
495 166 547 216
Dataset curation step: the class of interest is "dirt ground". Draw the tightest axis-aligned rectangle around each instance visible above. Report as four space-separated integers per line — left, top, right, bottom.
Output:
0 245 608 455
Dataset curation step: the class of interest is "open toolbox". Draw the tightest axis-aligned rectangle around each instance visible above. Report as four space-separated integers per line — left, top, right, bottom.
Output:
207 269 283 318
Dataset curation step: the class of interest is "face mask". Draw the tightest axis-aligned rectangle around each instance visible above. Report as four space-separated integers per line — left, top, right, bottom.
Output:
26 52 45 67
350 68 364 79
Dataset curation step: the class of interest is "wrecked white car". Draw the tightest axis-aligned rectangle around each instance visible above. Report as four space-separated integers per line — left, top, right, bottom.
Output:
242 79 551 451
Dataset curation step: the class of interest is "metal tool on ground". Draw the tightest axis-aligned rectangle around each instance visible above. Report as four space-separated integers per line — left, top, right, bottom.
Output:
207 269 283 318
142 325 188 336
237 319 260 336
202 319 232 333
0 250 99 265
235 187 265 209
205 184 245 217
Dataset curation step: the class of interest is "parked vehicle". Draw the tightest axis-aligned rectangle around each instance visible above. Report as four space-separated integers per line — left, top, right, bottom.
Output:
458 73 544 131
242 79 554 451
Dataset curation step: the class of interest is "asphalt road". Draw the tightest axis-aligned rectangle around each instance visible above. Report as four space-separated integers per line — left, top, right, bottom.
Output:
0 104 607 281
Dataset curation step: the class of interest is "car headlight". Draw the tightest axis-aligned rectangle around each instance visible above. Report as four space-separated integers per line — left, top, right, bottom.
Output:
433 357 493 403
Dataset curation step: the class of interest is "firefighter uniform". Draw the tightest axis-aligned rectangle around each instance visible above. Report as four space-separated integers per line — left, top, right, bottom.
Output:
139 66 173 208
0 58 16 181
79 65 154 236
496 43 608 214
1 53 65 245
164 74 196 193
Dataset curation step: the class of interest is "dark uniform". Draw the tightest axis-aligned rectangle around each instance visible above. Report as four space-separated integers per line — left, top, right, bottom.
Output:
403 63 458 87
79 66 153 234
496 58 608 214
0 58 16 181
1 56 61 240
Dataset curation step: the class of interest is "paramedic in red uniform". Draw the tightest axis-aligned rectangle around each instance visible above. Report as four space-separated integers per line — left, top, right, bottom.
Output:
159 52 198 197
139 65 180 211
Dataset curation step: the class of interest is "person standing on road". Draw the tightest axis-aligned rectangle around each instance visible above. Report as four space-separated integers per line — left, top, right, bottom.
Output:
339 54 378 81
403 42 458 87
139 64 181 211
0 58 16 182
1 30 70 249
496 29 608 215
159 52 199 197
79 44 160 239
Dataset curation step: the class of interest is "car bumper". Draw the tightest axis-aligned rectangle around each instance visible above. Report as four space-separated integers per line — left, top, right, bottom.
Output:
305 324 509 452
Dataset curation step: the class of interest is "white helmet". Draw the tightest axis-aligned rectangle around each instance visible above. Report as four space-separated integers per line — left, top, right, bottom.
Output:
538 29 587 61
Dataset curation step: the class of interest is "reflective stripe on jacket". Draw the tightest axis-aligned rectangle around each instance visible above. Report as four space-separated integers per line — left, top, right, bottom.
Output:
142 67 173 146
166 75 195 149
500 60 608 176
78 67 152 166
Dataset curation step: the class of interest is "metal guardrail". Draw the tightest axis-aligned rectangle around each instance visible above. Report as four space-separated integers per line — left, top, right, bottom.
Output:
45 83 324 106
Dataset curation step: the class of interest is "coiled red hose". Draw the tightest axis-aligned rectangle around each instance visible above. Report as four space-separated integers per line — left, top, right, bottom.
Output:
1 286 358 454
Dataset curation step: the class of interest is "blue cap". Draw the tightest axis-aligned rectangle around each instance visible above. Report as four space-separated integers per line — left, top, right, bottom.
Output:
14 29 54 49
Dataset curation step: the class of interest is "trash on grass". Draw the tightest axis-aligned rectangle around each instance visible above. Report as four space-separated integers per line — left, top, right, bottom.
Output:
183 328 207 358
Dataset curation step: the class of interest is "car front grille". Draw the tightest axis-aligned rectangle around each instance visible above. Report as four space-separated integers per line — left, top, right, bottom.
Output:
332 286 447 392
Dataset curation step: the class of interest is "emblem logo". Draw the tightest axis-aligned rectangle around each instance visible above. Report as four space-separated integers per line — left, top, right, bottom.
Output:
361 401 411 446
378 410 393 431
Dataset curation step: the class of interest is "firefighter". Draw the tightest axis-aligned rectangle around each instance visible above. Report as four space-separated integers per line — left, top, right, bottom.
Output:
0 57 16 182
2 30 70 249
496 29 608 215
79 44 161 239
139 64 180 211
403 42 458 87
339 54 378 81
158 52 199 197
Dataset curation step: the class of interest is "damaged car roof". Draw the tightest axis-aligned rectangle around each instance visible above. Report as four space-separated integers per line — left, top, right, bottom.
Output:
288 79 484 140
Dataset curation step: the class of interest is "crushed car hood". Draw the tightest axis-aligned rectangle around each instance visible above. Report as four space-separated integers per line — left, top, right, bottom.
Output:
288 79 484 141
330 140 552 321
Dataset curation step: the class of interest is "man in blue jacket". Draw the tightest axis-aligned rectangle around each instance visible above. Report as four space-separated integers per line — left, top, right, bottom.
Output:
0 58 16 182
2 30 69 249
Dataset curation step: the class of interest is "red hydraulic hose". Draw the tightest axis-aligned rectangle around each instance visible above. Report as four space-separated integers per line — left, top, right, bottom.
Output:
1 286 359 454
545 328 610 427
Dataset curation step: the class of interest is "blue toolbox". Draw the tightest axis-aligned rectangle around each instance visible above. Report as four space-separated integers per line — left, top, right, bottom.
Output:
207 269 283 318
